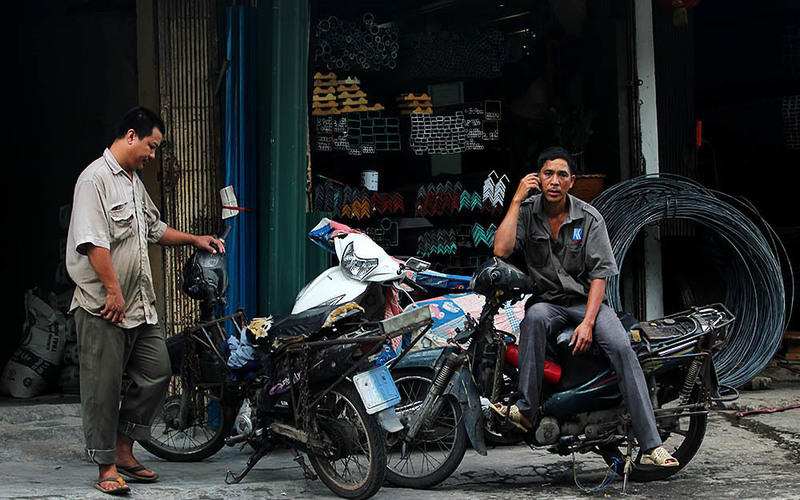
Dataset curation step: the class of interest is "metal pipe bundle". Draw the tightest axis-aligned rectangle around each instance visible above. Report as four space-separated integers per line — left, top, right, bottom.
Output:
314 13 399 72
592 174 794 388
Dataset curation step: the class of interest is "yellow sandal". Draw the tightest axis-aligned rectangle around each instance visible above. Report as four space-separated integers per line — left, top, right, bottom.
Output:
488 403 532 432
642 446 680 467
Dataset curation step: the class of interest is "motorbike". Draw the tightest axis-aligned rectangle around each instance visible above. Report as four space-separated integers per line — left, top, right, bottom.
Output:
387 256 738 490
140 223 432 500
292 218 446 316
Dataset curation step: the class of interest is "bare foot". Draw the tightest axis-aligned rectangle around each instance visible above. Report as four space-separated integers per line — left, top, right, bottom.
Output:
95 464 130 493
115 434 158 481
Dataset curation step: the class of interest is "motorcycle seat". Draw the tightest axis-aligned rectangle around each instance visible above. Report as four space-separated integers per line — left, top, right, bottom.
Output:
269 304 342 343
263 302 364 345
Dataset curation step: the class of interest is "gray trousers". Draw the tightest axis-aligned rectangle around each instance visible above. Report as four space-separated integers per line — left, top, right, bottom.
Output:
75 308 171 465
515 302 662 451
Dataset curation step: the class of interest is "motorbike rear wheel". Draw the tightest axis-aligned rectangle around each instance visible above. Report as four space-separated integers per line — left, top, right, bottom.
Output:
306 383 386 500
385 369 468 489
140 375 234 462
600 387 708 481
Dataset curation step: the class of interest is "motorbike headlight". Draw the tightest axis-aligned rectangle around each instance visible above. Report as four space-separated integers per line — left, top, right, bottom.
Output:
340 242 378 281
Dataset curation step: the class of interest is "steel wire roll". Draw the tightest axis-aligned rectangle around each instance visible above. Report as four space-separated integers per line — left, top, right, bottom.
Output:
592 174 794 388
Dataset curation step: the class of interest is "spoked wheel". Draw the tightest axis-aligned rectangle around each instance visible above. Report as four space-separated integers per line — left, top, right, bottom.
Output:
385 369 468 489
599 387 708 481
140 375 233 462
307 383 386 500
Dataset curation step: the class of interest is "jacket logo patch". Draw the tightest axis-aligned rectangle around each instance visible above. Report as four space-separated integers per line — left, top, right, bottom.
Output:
572 228 583 242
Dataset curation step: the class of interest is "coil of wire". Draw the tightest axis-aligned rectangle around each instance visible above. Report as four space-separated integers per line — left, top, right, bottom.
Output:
592 174 794 388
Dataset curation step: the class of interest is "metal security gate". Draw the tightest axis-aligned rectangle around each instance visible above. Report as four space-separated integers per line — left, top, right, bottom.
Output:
156 0 223 338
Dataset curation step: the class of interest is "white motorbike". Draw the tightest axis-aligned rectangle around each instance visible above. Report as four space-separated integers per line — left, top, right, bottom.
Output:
293 218 435 318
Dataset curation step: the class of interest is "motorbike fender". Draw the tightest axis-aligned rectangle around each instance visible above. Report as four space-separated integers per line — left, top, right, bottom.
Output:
292 267 369 314
374 407 404 433
390 347 444 370
444 366 487 456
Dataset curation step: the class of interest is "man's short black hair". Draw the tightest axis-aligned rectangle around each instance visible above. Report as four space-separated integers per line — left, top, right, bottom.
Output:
536 146 573 174
114 106 165 140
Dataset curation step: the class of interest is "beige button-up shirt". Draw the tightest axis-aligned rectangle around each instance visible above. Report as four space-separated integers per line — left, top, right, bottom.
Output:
66 149 167 328
514 193 618 306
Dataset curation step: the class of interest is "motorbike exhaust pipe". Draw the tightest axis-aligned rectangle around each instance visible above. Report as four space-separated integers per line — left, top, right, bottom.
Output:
505 345 562 384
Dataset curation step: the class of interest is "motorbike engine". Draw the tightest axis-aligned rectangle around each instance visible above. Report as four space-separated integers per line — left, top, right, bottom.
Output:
558 408 624 442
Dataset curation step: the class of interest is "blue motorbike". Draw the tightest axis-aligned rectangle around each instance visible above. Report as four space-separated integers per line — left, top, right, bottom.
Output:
384 257 737 489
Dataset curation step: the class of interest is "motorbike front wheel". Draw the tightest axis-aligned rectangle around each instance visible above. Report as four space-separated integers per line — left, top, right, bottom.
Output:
306 383 386 500
140 375 234 462
385 369 469 489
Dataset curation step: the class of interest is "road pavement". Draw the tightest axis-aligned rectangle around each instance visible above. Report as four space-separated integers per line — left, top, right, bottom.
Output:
1 364 798 499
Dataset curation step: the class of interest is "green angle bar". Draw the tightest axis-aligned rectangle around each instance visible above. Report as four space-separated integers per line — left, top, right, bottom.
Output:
257 0 326 315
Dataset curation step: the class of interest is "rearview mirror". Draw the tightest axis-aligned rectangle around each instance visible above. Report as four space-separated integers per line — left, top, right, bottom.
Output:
404 257 430 272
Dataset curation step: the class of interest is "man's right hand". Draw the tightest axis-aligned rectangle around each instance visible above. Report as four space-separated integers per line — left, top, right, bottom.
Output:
512 173 541 204
101 289 126 323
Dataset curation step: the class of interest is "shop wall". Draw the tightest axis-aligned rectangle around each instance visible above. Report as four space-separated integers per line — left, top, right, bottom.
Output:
305 0 628 280
1 1 138 369
693 0 799 330
650 0 799 328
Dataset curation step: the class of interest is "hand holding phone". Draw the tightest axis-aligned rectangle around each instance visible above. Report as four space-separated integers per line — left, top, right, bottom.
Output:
513 173 541 203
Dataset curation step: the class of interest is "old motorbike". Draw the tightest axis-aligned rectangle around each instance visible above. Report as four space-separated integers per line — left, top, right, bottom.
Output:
386 257 737 489
140 224 431 500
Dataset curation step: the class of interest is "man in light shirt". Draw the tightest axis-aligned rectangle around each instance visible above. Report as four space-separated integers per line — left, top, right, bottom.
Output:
67 106 225 494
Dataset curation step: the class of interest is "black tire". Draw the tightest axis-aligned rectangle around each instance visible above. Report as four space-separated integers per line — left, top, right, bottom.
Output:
385 369 468 489
600 387 708 482
306 383 386 500
140 375 233 462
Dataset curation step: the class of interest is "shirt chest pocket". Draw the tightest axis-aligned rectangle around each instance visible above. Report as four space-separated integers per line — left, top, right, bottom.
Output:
527 234 551 268
563 241 585 274
108 202 135 242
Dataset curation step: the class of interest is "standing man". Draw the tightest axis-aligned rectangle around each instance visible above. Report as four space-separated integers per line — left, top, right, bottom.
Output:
491 146 678 467
67 106 225 494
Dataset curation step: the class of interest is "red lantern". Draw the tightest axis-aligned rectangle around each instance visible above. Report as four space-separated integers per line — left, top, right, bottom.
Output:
656 0 701 27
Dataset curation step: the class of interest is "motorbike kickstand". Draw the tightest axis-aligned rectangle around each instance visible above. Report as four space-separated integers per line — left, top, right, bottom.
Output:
225 443 270 485
622 428 635 494
291 448 317 480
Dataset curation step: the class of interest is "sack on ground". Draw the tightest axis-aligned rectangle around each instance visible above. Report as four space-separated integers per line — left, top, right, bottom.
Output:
0 289 67 398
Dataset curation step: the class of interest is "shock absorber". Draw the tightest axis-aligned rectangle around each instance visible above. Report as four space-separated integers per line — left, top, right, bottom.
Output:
405 352 464 440
432 353 463 393
679 358 703 406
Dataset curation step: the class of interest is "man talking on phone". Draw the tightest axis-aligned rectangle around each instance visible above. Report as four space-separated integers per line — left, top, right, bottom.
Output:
490 146 678 467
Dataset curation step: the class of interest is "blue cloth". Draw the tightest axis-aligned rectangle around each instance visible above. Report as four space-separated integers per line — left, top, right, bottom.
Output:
222 6 258 320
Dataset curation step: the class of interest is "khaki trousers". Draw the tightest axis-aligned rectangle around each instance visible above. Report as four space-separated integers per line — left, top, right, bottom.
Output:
74 308 171 465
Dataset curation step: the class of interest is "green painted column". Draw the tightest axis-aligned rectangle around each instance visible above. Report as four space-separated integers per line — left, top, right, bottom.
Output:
257 0 327 315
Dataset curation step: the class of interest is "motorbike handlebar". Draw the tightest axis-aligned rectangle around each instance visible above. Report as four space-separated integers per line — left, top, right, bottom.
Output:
402 276 428 294
210 225 232 253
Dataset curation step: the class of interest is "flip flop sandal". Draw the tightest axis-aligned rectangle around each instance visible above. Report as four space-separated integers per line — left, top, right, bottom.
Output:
94 476 130 495
116 464 159 482
641 446 680 467
488 403 530 432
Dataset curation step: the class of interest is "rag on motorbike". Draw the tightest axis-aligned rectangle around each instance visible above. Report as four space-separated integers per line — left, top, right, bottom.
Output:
390 256 738 490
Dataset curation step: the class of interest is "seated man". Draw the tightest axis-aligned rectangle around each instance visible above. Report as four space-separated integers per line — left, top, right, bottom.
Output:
491 146 677 467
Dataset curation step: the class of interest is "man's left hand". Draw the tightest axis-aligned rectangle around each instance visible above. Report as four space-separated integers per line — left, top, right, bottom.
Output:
194 235 226 254
570 321 593 355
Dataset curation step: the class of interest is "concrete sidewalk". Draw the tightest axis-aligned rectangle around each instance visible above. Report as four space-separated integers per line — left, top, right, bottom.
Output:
0 363 798 499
